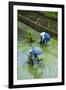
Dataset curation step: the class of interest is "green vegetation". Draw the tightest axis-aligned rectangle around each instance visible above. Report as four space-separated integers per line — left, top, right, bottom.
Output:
28 31 33 42
44 12 58 18
38 55 44 61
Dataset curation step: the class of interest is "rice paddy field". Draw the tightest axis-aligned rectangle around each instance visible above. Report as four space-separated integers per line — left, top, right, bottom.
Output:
17 21 58 80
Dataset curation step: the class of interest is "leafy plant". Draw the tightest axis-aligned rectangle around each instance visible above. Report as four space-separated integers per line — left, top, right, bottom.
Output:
28 31 33 42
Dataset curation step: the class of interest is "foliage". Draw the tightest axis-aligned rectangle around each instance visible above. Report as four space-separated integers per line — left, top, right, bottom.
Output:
44 12 58 18
28 31 33 42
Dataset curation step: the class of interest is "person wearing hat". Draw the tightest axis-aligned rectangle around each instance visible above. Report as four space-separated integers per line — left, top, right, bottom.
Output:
28 47 43 63
40 32 51 44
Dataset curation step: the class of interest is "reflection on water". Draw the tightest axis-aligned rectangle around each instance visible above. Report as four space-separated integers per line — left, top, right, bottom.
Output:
17 21 58 80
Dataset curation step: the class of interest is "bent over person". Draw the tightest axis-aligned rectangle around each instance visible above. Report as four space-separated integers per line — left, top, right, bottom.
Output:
40 32 51 44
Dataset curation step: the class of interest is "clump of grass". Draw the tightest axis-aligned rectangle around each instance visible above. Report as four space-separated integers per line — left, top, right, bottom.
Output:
28 31 34 42
38 55 44 61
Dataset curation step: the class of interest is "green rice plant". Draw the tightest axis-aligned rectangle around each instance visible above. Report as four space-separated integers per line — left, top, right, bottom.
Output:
28 31 33 42
38 55 44 61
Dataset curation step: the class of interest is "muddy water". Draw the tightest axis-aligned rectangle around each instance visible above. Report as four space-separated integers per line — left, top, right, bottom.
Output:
17 21 58 80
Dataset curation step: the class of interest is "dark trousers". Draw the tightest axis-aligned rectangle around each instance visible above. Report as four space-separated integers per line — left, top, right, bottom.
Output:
34 54 39 62
40 37 48 44
40 37 43 44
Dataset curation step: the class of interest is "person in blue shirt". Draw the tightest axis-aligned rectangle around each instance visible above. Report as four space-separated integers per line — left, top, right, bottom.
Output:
40 32 51 44
28 47 42 64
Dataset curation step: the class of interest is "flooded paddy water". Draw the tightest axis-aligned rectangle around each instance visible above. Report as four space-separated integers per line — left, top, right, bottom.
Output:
17 21 58 80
